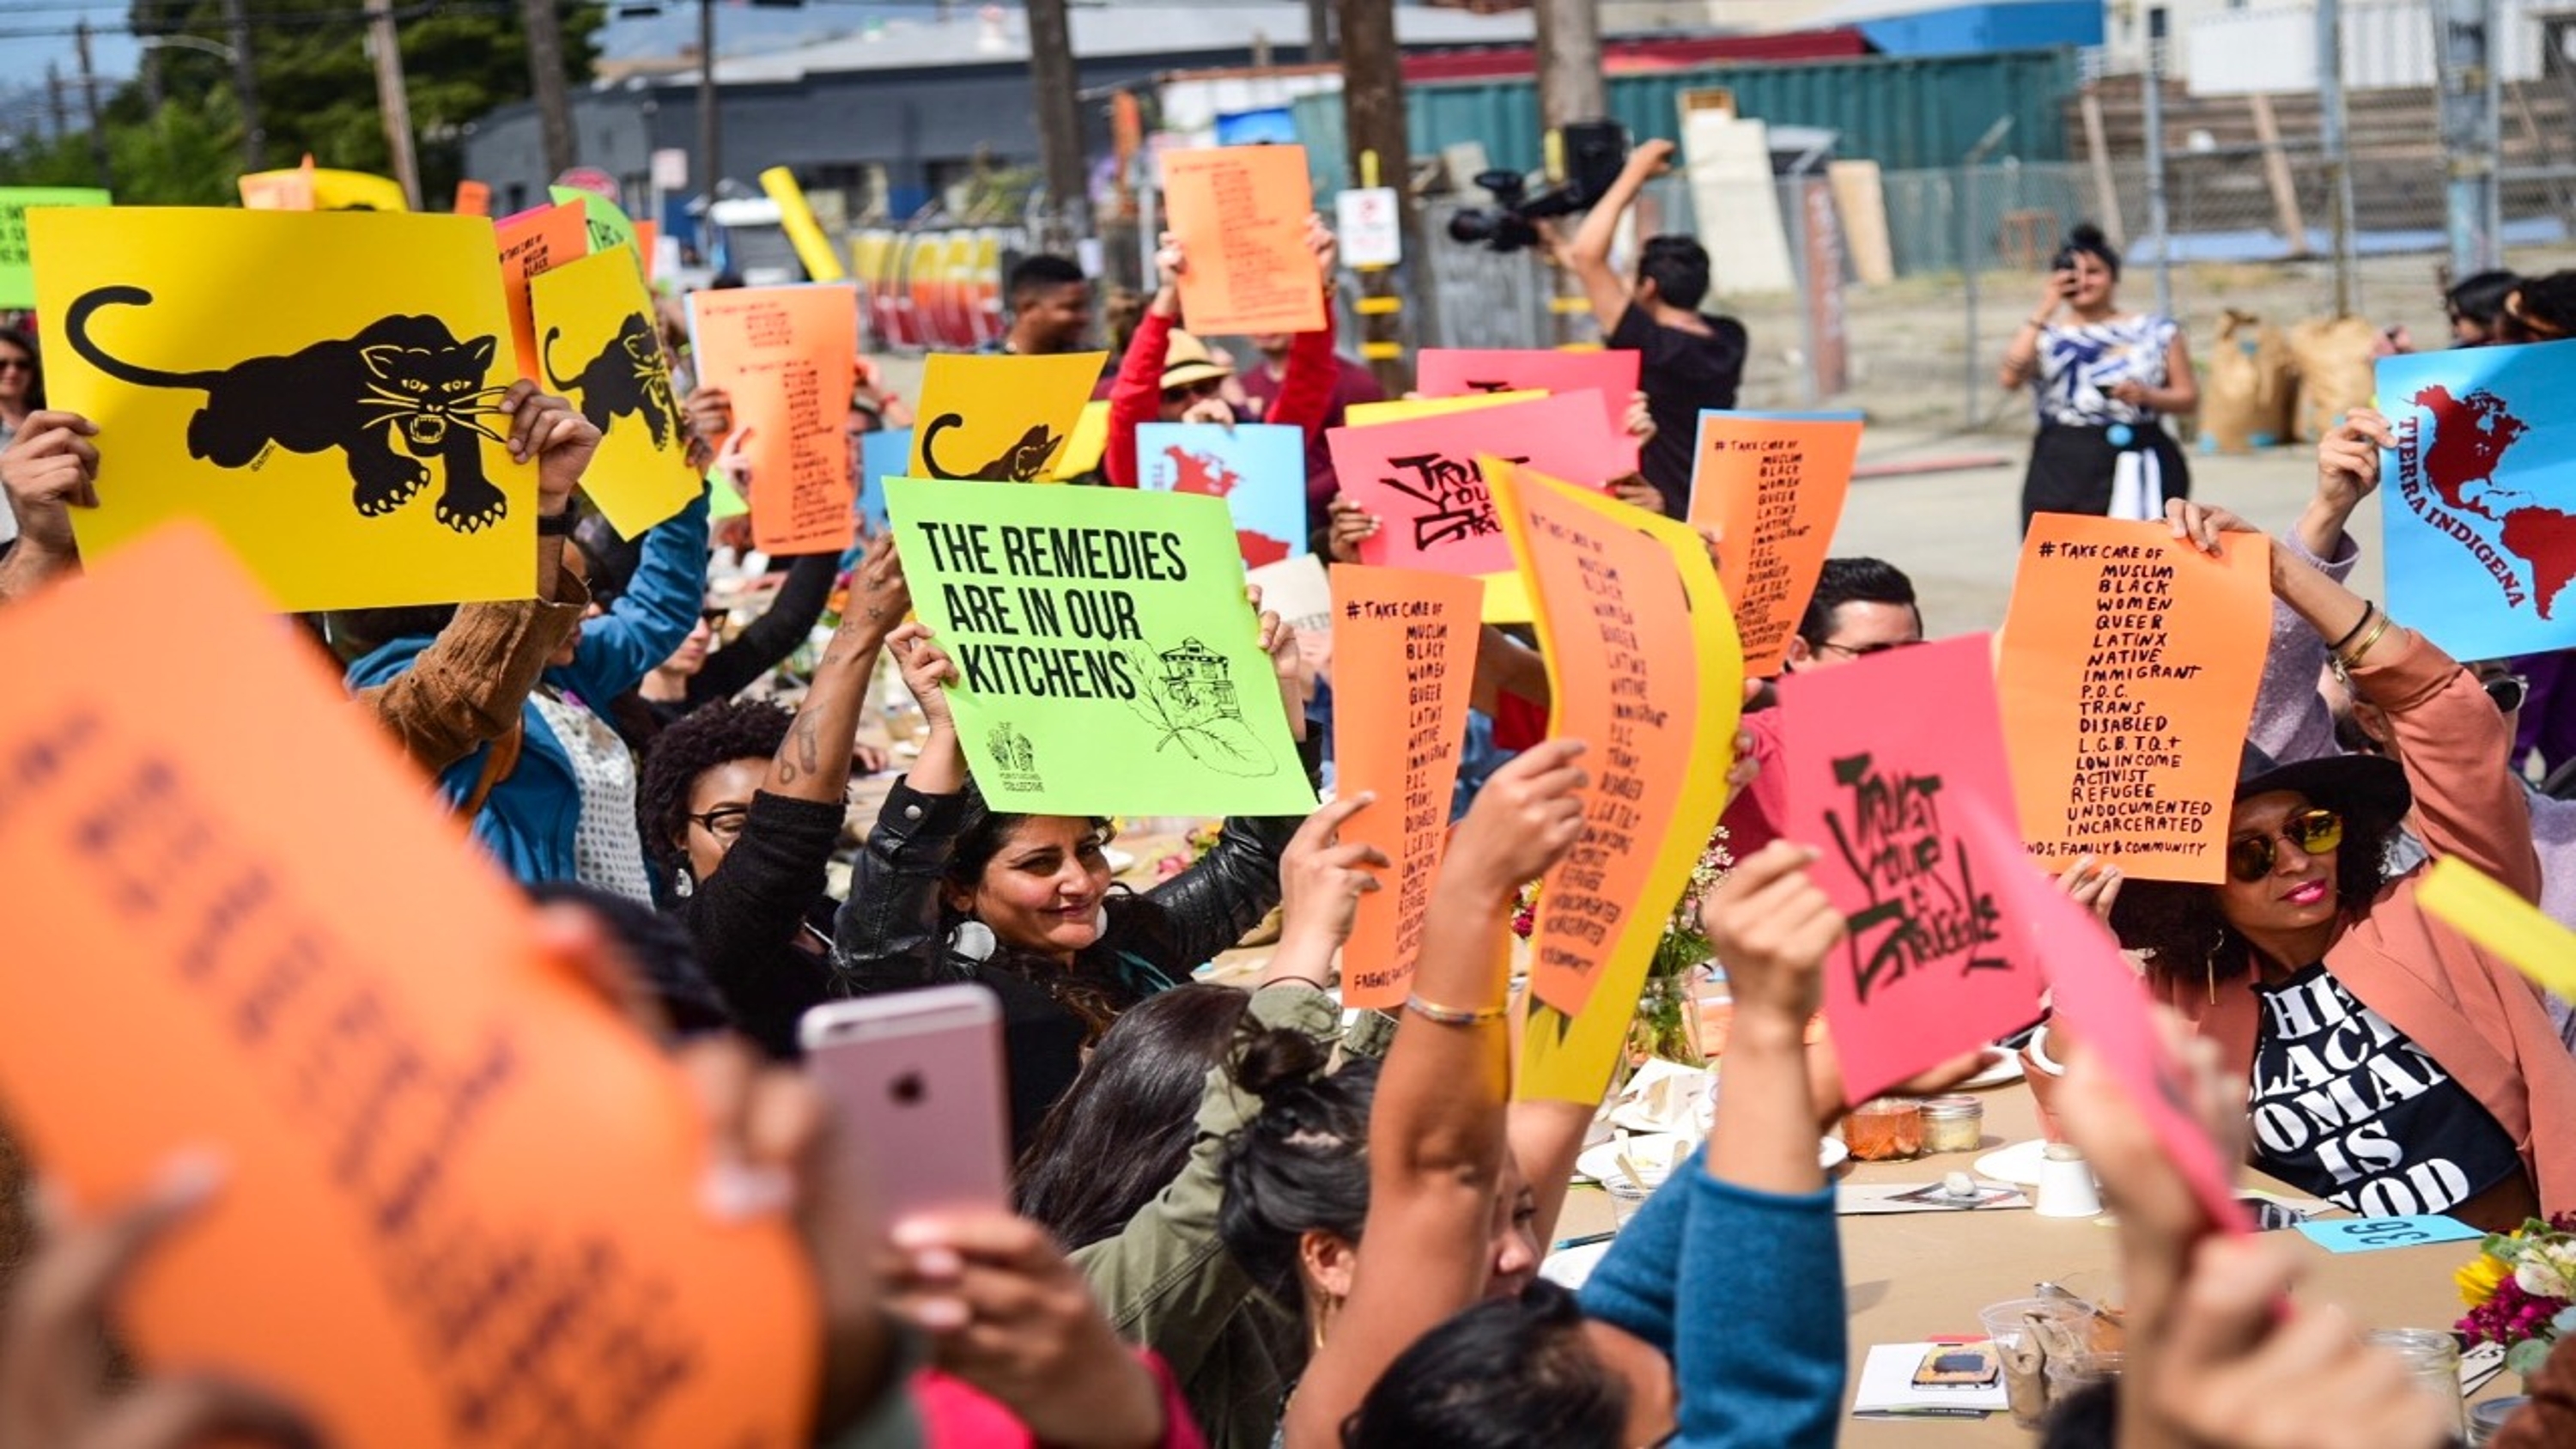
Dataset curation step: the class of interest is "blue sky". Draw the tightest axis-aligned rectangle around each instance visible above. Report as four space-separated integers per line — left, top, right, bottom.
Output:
0 1 143 126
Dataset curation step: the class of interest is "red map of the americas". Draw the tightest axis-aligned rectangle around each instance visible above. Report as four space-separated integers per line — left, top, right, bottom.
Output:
2413 386 2576 617
1159 446 1291 567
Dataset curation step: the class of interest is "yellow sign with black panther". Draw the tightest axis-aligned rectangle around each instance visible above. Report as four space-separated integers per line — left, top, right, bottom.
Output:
30 208 532 611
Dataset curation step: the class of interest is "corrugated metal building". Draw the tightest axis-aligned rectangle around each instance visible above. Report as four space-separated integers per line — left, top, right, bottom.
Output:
1289 46 2081 185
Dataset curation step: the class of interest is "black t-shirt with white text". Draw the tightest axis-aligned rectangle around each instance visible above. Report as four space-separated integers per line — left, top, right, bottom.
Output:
2248 963 2521 1216
1609 305 1748 519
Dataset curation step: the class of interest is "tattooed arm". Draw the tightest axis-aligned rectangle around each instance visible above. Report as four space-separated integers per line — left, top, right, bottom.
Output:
766 534 910 802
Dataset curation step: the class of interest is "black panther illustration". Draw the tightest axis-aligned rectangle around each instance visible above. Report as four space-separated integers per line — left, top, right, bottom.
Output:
919 414 1063 481
544 313 682 450
63 285 513 533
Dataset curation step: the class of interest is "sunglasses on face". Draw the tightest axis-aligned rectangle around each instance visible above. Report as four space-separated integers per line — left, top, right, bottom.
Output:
1162 376 1226 402
2484 673 2530 715
2227 807 2344 884
0 356 32 374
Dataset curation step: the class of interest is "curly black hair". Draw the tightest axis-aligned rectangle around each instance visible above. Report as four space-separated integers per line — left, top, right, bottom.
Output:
2107 795 2405 987
635 697 792 883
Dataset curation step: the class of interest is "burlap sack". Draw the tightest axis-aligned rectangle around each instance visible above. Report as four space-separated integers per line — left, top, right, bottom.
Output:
2289 314 2384 442
2200 308 2297 453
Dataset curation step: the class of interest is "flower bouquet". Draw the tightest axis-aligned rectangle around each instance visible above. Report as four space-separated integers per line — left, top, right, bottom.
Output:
1512 824 1734 1068
2457 1213 2576 1379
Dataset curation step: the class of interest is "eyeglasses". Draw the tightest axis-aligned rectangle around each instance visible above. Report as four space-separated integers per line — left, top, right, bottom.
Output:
1161 376 1227 402
2484 673 2530 715
2226 807 2344 884
685 805 750 840
1814 637 1923 660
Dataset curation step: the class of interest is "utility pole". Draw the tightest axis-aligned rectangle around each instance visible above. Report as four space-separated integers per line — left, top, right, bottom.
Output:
2317 0 2359 314
46 64 70 143
364 0 422 207
2435 0 2503 277
2142 9 2173 320
697 0 721 204
522 0 578 182
1340 0 1419 392
75 21 111 189
1535 0 1605 347
1025 0 1090 251
222 0 266 170
1305 0 1334 62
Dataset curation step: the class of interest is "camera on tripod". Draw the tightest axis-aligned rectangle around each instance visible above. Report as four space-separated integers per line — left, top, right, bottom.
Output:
1443 119 1632 253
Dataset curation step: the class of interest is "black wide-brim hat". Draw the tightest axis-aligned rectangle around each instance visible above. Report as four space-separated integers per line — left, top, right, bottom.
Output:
2233 741 2411 825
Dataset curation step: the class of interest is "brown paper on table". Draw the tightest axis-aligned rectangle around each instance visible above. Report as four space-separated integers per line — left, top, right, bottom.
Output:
0 522 819 1448
1161 145 1327 336
1997 514 2270 882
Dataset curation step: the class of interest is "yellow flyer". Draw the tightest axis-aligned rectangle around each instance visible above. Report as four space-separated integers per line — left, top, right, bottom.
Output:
30 208 532 611
909 351 1109 481
1495 459 1744 1104
1341 389 1546 429
530 246 698 537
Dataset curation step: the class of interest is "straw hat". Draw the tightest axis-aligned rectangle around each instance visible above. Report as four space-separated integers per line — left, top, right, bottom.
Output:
1160 330 1234 391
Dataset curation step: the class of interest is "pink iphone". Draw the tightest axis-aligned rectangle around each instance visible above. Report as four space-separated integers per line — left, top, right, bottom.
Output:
799 986 1010 1223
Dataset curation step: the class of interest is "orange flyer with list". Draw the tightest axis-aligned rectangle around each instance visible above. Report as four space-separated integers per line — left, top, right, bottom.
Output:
1997 514 2272 883
1686 411 1862 677
1160 144 1327 336
1330 563 1484 1008
689 283 860 555
495 201 590 381
1488 460 1743 1103
0 523 820 1448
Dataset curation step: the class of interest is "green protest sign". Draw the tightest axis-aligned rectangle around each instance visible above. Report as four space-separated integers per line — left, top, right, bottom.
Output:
550 185 638 258
885 477 1317 817
0 188 110 307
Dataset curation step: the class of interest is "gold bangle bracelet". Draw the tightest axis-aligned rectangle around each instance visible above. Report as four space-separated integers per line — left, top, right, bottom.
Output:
2339 612 2396 672
1403 994 1508 1026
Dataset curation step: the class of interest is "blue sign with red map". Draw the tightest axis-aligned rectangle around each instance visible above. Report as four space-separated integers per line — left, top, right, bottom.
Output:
2379 340 2576 660
1136 422 1309 569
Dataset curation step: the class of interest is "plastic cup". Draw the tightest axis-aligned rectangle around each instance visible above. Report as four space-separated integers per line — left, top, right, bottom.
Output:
1980 1299 2087 1428
1604 1179 1651 1231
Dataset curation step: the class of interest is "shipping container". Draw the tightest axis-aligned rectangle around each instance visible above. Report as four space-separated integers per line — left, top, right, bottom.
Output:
1288 46 2081 189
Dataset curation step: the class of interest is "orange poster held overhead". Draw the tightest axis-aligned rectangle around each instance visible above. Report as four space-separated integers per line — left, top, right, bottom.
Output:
453 179 491 216
689 283 860 555
1415 349 1641 474
1998 514 2272 883
0 523 819 1448
1161 144 1327 337
1331 563 1484 1008
1489 460 1743 1096
1687 410 1863 677
496 201 589 381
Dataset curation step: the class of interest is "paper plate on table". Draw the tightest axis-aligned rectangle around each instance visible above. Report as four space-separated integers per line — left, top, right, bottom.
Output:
1958 1048 2026 1090
1972 1138 2054 1188
1577 1133 1845 1187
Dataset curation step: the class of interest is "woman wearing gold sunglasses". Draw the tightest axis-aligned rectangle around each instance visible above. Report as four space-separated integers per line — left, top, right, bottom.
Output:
2104 496 2576 1233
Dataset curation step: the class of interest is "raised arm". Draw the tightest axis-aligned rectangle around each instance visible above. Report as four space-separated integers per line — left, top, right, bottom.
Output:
560 487 713 703
360 386 594 773
1263 217 1344 444
0 411 99 604
2250 411 2379 764
2170 495 2537 898
761 537 908 808
688 549 841 706
829 621 969 992
1282 740 1588 1448
1669 841 1846 1447
1558 140 1671 336
1105 238 1190 490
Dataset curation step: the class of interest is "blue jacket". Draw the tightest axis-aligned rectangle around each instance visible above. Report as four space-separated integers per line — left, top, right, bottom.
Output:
345 493 710 886
1580 1147 1844 1447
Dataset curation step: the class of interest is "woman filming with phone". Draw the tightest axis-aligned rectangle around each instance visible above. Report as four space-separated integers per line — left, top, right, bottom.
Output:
1999 224 2197 533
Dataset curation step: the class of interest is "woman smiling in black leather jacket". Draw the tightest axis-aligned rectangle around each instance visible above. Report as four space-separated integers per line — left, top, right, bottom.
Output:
833 603 1321 1149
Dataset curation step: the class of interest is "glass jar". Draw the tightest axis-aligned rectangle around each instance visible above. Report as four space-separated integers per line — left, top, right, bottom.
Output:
1845 1098 1925 1161
2362 1329 2467 1440
1920 1094 1985 1154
